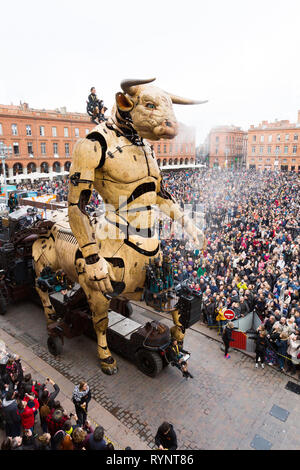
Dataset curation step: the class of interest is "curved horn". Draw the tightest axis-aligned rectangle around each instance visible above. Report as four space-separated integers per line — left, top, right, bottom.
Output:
167 93 208 105
121 78 156 96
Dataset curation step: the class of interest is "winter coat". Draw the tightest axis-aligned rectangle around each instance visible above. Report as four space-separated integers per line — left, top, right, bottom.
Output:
275 338 288 356
18 405 36 430
254 335 268 354
287 338 300 364
86 433 107 450
155 423 178 450
2 398 21 426
222 326 234 344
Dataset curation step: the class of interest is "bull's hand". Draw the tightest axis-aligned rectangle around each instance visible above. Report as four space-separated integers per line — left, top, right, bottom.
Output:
84 255 114 293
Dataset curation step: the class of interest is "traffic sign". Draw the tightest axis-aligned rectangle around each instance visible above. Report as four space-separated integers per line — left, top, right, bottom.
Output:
223 309 235 320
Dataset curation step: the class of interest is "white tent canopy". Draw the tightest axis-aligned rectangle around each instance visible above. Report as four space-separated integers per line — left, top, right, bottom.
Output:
6 170 70 182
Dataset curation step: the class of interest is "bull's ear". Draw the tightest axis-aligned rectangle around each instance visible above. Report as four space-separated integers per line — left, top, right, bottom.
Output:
115 92 134 112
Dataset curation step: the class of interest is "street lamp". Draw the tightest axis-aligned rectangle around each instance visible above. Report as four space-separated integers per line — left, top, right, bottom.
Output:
0 143 12 208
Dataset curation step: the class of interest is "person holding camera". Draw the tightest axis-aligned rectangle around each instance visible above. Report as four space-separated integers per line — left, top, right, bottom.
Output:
38 377 60 433
72 381 91 427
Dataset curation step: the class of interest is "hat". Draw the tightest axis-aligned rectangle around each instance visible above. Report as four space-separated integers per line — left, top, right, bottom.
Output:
52 409 63 421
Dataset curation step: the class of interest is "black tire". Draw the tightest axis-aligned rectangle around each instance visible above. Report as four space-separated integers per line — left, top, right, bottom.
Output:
124 302 133 318
136 349 163 377
0 293 7 315
47 336 63 356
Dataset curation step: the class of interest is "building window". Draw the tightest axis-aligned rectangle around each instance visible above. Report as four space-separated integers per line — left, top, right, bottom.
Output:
13 142 19 155
64 127 69 137
163 144 167 153
169 144 172 154
259 146 264 154
65 143 70 156
294 134 298 141
41 142 46 154
252 135 256 142
53 143 58 154
275 145 280 154
157 144 161 154
27 142 33 155
260 135 264 142
268 135 272 142
285 134 289 141
293 145 297 154
276 134 280 142
52 127 57 137
26 125 32 136
216 136 219 143
252 146 256 153
74 128 79 137
215 148 218 155
267 146 271 154
85 129 89 135
40 126 45 136
11 124 18 135
284 145 288 154
0 123 2 135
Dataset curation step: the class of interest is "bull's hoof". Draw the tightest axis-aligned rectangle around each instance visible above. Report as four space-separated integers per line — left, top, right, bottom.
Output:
100 356 118 375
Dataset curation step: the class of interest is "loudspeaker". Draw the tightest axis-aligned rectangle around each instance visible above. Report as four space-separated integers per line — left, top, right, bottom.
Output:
178 294 202 329
12 260 28 284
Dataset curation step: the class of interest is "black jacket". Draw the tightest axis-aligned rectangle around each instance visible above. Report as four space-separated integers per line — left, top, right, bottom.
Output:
2 399 21 426
39 383 60 410
222 327 234 343
155 424 178 450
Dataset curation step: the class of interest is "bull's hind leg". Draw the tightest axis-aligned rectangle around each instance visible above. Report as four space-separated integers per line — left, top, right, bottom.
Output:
32 236 59 325
76 259 117 375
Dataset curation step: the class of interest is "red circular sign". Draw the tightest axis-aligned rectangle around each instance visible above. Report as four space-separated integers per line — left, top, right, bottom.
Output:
223 309 235 320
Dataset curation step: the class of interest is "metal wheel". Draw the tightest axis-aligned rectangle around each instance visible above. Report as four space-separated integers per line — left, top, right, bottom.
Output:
47 336 63 356
136 349 163 377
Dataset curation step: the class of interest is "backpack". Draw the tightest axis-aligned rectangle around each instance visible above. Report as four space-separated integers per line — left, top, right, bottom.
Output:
40 401 51 419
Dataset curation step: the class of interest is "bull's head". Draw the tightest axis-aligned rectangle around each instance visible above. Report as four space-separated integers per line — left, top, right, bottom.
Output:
114 78 207 141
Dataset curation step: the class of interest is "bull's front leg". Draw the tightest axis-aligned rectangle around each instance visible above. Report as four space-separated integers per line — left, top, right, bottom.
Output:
76 258 117 375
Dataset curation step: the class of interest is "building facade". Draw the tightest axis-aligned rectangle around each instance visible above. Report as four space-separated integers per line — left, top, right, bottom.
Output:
247 111 300 171
0 102 94 179
0 103 196 179
149 123 196 167
206 125 247 169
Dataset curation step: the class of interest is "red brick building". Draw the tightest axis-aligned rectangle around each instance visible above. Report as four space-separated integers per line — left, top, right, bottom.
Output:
0 103 196 180
149 123 196 167
0 102 93 179
247 111 300 171
205 125 247 169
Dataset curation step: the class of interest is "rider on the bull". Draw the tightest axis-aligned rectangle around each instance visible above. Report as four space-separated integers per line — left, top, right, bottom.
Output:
87 87 107 124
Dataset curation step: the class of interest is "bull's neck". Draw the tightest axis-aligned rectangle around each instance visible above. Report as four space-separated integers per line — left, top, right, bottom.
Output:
108 109 144 146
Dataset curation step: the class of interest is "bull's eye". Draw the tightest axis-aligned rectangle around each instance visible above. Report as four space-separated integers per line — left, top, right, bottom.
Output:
146 103 156 109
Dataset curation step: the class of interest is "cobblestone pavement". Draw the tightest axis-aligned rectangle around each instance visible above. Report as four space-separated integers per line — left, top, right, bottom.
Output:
1 300 300 450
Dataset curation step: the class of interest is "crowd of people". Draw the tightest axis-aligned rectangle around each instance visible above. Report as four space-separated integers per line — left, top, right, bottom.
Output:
0 350 122 450
0 347 177 450
159 168 299 371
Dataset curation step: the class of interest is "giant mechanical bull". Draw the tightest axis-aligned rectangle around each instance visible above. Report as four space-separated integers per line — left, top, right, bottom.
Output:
32 78 207 375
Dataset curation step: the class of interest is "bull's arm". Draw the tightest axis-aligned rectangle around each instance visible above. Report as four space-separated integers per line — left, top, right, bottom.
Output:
68 138 112 293
156 174 206 250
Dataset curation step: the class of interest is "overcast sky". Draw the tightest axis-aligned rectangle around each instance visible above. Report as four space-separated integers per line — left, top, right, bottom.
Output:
1 0 300 143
